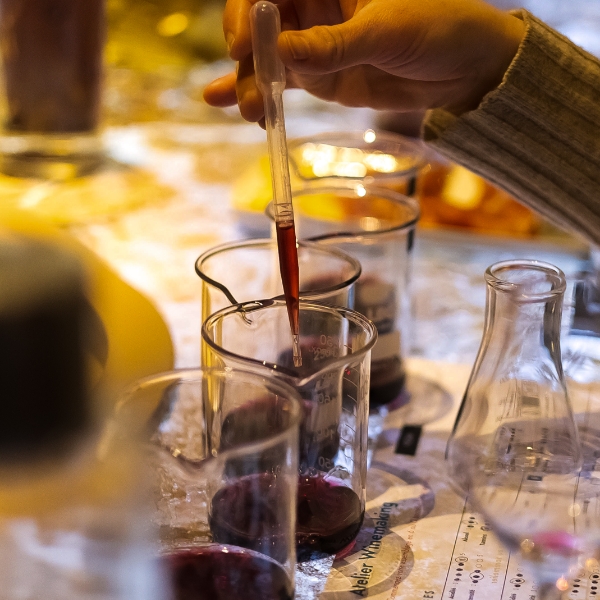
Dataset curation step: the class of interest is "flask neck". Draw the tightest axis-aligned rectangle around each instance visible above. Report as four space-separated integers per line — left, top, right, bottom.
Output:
481 260 566 376
482 287 562 378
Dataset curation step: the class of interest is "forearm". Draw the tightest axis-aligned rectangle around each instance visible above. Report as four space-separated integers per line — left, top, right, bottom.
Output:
422 10 600 246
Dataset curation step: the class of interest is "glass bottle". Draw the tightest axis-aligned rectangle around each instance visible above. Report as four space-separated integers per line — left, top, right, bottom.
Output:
447 260 583 600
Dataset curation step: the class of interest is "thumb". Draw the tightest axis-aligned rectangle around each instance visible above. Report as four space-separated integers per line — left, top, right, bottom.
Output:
278 19 382 74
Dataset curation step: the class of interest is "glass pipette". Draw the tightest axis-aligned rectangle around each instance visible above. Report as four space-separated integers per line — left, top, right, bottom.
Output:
250 0 302 367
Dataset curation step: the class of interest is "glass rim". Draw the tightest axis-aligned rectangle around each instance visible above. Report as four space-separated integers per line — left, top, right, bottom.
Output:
195 238 362 304
202 299 378 381
114 367 303 461
287 129 429 181
484 259 567 300
264 181 420 240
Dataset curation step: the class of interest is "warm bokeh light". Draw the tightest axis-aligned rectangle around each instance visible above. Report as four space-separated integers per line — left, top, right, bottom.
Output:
300 143 399 178
363 129 377 143
556 577 570 592
156 13 189 37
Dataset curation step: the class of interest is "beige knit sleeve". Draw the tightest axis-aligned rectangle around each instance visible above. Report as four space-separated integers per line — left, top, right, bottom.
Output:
422 10 600 246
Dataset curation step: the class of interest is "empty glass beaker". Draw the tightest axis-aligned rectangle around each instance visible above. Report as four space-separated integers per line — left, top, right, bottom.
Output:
195 238 361 325
446 260 584 599
202 299 377 561
266 181 419 410
115 367 302 600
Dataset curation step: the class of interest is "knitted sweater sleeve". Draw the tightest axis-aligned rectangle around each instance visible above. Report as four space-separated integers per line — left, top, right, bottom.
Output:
422 10 600 246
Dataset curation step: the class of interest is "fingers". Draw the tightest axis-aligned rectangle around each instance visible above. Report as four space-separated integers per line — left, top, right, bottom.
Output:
203 72 238 107
202 58 264 121
235 55 265 122
278 14 382 74
222 0 256 60
220 0 295 123
224 0 293 60
202 63 264 123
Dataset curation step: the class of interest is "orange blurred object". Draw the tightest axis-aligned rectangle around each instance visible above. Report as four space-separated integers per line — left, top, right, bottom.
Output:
416 158 541 237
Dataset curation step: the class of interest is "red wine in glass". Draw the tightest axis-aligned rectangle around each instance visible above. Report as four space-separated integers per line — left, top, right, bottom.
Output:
354 277 406 409
210 473 289 564
369 356 406 409
210 472 364 564
296 472 364 562
165 545 293 600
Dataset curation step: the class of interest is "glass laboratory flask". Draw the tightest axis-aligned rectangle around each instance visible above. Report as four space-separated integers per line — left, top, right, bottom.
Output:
447 260 584 599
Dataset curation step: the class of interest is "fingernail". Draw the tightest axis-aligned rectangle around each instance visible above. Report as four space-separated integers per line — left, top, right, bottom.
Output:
226 32 235 53
288 35 310 60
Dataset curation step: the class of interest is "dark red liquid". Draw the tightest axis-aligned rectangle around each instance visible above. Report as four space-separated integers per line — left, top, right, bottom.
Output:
210 472 364 564
165 545 293 600
296 472 364 561
369 356 406 409
210 473 289 564
276 222 300 339
354 277 406 409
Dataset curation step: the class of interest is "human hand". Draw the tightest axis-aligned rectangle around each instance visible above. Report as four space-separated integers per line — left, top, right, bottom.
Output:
203 0 525 122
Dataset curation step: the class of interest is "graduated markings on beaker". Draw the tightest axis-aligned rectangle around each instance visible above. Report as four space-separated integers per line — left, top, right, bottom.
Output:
341 345 361 416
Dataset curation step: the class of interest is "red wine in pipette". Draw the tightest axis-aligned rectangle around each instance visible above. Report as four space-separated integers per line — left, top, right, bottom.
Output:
251 1 301 367
276 221 300 366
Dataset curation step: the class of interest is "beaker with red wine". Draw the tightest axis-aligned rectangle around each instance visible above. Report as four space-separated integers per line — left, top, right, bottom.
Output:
116 367 302 600
202 299 377 561
266 181 419 413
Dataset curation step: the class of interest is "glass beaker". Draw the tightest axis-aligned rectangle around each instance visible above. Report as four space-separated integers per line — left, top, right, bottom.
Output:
266 181 419 410
287 129 428 196
0 0 105 178
446 260 584 599
202 299 377 561
115 367 302 600
195 238 361 325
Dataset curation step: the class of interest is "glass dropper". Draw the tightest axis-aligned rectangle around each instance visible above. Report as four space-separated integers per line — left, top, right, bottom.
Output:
250 0 301 367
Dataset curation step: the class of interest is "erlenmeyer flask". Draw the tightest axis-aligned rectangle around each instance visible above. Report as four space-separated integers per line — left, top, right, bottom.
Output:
447 260 583 599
